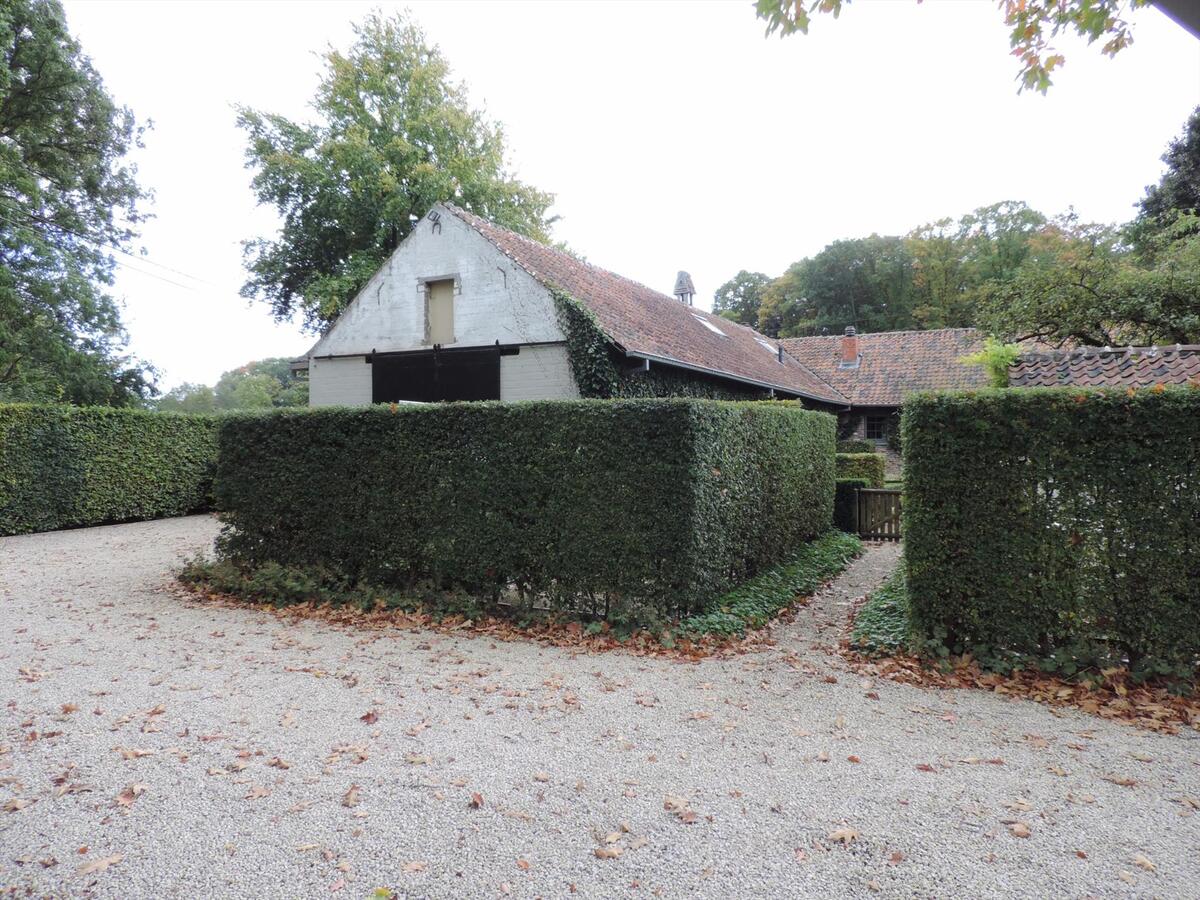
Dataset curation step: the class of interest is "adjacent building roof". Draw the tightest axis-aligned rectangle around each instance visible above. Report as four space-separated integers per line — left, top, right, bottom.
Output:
779 328 990 407
1010 345 1200 389
445 204 847 404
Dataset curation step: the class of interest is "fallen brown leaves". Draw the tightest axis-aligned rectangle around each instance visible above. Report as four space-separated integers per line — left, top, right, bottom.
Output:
114 783 146 807
663 794 698 824
843 644 1200 734
77 854 123 876
177 582 801 662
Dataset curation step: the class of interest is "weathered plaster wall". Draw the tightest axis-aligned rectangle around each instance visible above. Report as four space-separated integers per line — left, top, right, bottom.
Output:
499 345 577 401
309 209 566 358
309 356 371 407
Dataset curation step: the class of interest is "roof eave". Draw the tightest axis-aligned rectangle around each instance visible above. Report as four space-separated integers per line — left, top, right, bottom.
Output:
623 349 848 406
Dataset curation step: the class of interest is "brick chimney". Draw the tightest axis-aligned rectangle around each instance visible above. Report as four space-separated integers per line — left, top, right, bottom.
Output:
839 326 860 369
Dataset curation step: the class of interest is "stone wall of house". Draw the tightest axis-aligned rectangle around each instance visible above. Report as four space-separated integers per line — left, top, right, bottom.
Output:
838 409 903 479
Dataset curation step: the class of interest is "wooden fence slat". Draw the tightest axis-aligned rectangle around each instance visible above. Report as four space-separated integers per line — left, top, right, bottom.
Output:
856 488 902 541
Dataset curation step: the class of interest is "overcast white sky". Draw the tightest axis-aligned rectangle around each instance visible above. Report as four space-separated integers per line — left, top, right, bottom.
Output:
61 0 1200 391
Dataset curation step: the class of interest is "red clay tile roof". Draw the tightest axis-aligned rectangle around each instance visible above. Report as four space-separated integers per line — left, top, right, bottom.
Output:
444 204 847 404
780 328 991 406
1010 345 1200 388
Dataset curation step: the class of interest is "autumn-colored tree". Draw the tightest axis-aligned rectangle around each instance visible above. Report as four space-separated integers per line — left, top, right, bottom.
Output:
754 0 1150 92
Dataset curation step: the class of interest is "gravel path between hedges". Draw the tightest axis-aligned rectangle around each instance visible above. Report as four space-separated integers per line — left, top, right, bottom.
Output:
2 517 1199 899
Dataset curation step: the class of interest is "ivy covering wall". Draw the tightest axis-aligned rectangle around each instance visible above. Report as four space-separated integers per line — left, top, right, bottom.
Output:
213 399 835 621
904 387 1200 677
551 289 766 400
0 404 219 535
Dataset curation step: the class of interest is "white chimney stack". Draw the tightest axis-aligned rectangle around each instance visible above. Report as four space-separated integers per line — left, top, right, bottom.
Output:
673 271 695 306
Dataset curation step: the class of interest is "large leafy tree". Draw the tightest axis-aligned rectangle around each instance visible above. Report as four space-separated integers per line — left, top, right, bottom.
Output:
757 236 916 337
0 0 154 406
713 270 771 327
907 201 1046 328
976 214 1200 346
755 0 1150 92
238 12 555 332
1130 106 1200 254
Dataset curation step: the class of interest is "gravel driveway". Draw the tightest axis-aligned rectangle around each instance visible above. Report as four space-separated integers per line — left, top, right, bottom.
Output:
2 516 1198 899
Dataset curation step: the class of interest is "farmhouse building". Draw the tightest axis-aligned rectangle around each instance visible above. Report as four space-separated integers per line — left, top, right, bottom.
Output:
296 204 1200 443
296 203 846 409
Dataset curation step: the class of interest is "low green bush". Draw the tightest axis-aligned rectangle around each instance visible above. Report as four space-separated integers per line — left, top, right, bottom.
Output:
904 387 1200 679
850 570 911 655
678 531 861 638
836 452 884 488
833 478 869 532
0 404 219 535
836 439 875 454
213 399 836 621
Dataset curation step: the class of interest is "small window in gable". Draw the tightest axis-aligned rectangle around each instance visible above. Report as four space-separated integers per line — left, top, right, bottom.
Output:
426 279 455 345
691 313 727 337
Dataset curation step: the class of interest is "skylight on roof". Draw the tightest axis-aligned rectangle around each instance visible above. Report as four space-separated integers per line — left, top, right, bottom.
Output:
691 313 727 337
755 337 776 354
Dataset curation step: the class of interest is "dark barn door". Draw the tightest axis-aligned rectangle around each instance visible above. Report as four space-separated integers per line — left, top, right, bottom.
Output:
371 347 501 403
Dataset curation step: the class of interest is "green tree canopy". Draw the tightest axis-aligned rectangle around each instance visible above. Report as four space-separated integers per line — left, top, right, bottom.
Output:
238 11 556 332
156 357 309 413
0 0 154 406
754 0 1150 92
906 201 1046 328
976 213 1200 347
755 236 917 337
1130 106 1200 255
712 270 771 327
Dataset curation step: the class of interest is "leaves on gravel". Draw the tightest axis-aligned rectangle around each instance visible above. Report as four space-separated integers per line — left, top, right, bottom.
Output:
77 854 123 875
115 783 146 807
845 650 1200 734
664 794 697 824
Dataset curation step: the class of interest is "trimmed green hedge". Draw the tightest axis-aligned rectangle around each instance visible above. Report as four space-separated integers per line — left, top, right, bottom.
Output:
904 387 1200 677
214 399 835 621
0 404 219 535
836 452 884 488
836 439 875 454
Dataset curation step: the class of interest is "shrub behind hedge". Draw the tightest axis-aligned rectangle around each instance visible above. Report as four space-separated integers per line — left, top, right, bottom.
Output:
214 399 835 621
904 387 1200 676
833 478 869 532
0 404 219 535
835 452 884 488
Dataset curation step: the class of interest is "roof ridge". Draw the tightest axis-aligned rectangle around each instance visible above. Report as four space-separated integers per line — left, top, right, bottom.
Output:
781 326 981 343
1017 344 1200 360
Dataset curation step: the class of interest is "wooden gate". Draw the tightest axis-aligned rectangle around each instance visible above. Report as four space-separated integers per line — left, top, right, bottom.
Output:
857 488 902 541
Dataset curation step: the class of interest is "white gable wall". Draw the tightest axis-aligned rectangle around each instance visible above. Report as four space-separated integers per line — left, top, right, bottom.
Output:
311 209 567 356
307 208 577 406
